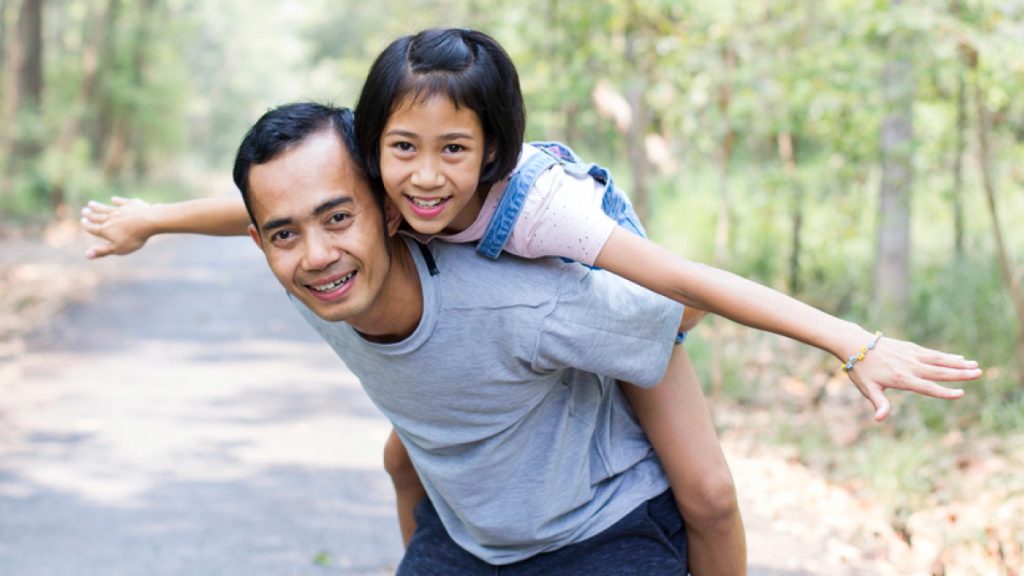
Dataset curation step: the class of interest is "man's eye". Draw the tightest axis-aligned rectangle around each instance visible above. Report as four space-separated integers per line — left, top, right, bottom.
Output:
271 230 293 242
329 213 350 224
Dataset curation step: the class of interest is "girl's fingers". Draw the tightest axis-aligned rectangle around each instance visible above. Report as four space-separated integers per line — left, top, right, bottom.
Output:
914 365 983 383
111 196 131 206
889 375 965 399
86 201 115 213
86 243 116 260
869 392 891 422
83 210 109 224
923 354 979 370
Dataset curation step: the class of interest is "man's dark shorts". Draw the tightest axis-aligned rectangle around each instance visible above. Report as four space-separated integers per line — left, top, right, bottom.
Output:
397 489 687 575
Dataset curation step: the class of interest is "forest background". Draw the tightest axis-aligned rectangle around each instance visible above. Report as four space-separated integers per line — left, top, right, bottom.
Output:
1 0 1022 572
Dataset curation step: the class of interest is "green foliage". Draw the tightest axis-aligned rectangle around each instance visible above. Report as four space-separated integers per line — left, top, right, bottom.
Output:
2 0 1021 430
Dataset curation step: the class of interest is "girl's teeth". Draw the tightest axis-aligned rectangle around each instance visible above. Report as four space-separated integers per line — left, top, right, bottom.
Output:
412 197 443 208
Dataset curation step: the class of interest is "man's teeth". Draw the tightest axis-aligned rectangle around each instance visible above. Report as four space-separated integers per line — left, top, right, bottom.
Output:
312 272 354 292
411 197 444 208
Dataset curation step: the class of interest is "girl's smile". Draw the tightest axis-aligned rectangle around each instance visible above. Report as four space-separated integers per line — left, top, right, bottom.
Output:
379 95 490 235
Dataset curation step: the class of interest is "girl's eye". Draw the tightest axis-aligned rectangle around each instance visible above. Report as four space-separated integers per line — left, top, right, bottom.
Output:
393 142 414 152
444 144 465 154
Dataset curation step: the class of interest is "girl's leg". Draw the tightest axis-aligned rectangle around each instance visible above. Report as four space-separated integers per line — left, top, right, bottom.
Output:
621 345 746 576
383 429 427 547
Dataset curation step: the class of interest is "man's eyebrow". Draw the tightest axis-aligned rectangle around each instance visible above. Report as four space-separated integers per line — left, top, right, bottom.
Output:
261 216 293 233
313 196 353 216
259 197 352 233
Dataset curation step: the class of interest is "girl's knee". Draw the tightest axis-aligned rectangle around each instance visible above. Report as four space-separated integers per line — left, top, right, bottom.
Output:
383 432 418 487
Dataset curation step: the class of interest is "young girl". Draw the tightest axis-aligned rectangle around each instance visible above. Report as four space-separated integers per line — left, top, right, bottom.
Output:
82 28 981 576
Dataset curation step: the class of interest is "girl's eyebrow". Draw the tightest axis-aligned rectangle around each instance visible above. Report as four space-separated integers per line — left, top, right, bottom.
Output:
438 132 474 141
384 129 417 138
384 129 474 141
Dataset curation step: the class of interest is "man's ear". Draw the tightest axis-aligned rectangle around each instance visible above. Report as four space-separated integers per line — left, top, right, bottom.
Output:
384 199 403 237
248 224 263 248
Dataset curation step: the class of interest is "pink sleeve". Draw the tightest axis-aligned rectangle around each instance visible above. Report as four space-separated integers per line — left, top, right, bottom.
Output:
503 166 618 266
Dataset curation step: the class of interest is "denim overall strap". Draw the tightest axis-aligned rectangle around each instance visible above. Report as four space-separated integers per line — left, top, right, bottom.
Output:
476 149 560 260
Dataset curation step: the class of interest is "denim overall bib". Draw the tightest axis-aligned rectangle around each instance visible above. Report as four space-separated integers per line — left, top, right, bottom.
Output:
476 141 646 261
474 141 686 343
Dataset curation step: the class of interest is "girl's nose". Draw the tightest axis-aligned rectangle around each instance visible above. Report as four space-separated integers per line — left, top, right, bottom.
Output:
410 157 445 190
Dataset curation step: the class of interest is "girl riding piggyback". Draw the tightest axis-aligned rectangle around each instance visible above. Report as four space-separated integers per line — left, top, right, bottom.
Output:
349 28 979 576
81 27 981 576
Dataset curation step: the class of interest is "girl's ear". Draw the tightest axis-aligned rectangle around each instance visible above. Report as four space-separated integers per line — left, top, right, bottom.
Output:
486 140 498 164
384 199 403 236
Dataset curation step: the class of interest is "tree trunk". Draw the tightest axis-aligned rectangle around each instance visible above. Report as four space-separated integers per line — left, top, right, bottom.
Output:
970 53 1024 380
713 43 736 270
0 0 8 82
92 0 122 163
778 131 804 294
875 0 914 330
625 83 650 223
621 20 652 224
952 46 968 260
0 0 17 205
109 0 159 179
710 41 737 404
16 0 40 109
2 0 42 204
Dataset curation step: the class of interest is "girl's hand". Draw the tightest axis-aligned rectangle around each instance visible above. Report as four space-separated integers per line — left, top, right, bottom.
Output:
844 336 982 421
81 196 156 259
678 306 708 333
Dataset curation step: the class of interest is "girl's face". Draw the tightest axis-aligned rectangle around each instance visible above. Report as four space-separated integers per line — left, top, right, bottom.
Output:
379 95 491 235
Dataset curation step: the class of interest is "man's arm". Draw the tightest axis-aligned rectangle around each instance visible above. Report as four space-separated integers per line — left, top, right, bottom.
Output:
82 196 250 259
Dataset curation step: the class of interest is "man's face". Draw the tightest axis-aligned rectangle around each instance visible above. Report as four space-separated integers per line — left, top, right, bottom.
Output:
247 129 400 325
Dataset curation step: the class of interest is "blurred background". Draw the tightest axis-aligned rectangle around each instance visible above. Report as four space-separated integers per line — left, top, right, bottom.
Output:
1 0 1022 572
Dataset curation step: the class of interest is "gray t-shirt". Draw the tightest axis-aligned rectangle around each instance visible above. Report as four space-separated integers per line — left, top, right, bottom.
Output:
293 238 683 564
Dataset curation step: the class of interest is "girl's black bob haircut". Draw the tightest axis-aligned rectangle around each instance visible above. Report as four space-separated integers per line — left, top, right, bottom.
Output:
355 28 525 191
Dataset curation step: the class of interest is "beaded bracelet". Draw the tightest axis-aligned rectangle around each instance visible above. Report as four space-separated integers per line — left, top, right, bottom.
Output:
842 331 883 373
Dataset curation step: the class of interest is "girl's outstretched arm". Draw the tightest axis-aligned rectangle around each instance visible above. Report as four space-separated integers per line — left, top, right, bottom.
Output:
594 227 983 421
81 196 250 259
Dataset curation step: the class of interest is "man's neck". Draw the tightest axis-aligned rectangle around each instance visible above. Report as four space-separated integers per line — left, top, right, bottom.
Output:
349 236 423 344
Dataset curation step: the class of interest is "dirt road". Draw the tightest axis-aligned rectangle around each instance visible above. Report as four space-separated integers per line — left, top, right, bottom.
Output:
0 234 882 575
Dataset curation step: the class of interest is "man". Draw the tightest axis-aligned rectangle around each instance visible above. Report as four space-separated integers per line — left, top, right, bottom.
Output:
234 102 688 573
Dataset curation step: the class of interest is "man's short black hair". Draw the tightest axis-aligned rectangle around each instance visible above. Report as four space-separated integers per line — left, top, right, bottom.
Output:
233 102 383 227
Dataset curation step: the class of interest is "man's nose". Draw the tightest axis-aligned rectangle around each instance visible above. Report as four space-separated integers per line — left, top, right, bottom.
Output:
301 230 341 270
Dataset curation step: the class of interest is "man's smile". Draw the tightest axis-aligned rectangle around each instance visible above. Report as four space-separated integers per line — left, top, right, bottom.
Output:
306 270 357 300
